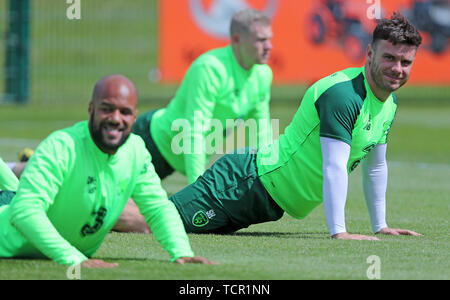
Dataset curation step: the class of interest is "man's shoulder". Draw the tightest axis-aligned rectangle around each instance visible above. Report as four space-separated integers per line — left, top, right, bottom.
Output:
193 46 230 67
313 67 366 106
45 121 88 147
121 133 152 172
316 67 364 92
127 133 146 149
253 63 273 78
123 133 149 158
25 122 87 174
185 46 230 82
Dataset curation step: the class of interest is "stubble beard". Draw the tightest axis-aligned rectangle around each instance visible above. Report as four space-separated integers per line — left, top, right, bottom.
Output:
89 110 130 154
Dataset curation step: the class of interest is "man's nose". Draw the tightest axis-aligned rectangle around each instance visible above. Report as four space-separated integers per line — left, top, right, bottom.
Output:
391 60 402 74
264 40 272 50
109 109 121 123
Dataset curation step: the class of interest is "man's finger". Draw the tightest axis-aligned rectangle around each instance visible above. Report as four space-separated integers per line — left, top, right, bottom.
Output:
81 259 119 268
191 256 219 265
175 256 219 265
362 235 380 241
398 229 422 236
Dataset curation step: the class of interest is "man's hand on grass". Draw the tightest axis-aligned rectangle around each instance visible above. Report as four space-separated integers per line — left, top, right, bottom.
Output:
332 232 379 240
376 227 423 236
81 259 119 268
175 256 219 265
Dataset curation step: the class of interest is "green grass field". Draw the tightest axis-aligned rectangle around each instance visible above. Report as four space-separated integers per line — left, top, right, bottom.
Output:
0 0 449 281
0 102 449 280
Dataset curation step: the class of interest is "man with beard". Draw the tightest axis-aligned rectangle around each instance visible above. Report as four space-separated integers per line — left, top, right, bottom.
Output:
0 75 216 267
167 13 424 240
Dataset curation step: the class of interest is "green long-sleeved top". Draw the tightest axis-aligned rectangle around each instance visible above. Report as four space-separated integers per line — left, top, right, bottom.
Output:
151 45 273 183
0 121 194 265
0 156 18 191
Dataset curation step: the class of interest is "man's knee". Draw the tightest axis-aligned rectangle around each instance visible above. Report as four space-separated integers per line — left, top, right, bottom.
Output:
113 199 151 234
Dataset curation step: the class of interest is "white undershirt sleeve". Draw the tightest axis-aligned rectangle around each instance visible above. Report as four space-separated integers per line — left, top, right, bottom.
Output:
361 143 388 233
320 137 351 236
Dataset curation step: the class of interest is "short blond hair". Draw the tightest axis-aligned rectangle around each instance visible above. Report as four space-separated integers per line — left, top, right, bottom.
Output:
230 8 271 38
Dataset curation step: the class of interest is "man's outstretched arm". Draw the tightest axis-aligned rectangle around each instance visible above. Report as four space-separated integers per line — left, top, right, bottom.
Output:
321 137 379 240
362 143 422 237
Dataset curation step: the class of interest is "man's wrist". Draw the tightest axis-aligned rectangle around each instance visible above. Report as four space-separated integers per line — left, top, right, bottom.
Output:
375 227 389 234
331 232 348 239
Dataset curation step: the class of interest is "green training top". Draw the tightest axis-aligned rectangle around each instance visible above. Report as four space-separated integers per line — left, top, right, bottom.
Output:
0 156 18 191
257 66 397 219
151 45 273 183
0 121 194 265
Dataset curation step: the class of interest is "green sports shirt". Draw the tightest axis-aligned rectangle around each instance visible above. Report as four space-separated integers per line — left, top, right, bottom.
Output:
151 45 273 183
0 121 194 265
257 67 397 219
0 156 18 191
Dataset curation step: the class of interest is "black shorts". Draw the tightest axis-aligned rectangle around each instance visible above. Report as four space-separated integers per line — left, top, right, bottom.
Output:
132 109 175 179
0 190 15 207
169 148 284 234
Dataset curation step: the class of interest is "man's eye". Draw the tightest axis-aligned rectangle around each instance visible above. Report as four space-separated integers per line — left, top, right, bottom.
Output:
121 110 133 115
99 106 113 113
401 60 412 67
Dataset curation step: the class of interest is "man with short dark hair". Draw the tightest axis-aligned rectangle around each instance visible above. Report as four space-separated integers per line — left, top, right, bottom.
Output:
168 13 424 240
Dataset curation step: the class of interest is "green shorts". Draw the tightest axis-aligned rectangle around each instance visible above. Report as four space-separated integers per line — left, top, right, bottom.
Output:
132 109 175 179
169 148 284 233
0 190 15 207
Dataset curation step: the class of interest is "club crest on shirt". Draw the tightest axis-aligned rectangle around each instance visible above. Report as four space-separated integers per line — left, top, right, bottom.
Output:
117 179 129 196
192 209 216 227
140 156 152 175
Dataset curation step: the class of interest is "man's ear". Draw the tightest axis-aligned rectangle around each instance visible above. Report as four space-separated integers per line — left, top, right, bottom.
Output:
232 33 241 45
366 43 375 62
88 101 93 114
133 109 138 122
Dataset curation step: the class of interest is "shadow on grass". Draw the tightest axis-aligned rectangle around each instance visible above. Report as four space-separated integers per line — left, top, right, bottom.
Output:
219 231 329 239
94 257 168 263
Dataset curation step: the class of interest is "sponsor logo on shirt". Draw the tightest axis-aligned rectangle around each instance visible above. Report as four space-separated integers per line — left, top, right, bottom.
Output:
81 207 107 237
363 115 372 131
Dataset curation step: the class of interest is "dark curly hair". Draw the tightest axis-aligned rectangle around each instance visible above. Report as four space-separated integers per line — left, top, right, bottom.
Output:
372 12 422 47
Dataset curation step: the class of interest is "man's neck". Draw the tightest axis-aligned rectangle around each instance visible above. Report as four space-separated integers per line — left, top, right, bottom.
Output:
364 64 390 102
231 45 252 70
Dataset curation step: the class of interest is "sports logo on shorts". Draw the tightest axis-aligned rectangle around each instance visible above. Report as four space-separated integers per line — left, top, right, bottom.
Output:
192 210 209 227
192 209 216 227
